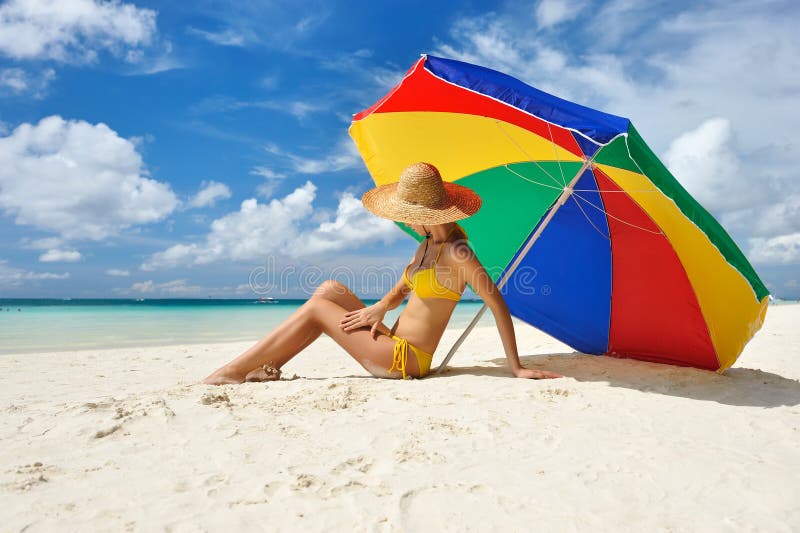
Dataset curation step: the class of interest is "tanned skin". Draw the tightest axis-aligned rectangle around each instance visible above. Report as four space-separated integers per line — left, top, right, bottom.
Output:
203 221 562 384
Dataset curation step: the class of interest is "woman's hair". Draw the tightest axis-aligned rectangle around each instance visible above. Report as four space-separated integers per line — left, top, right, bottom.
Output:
454 222 468 241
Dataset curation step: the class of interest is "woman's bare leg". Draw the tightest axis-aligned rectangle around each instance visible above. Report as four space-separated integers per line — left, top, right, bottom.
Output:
242 281 367 382
202 281 412 384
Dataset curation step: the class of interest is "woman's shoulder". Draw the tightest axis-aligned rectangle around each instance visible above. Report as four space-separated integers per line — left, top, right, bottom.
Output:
442 228 476 263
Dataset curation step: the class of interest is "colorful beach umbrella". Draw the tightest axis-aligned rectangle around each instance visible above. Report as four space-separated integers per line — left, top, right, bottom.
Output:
349 54 769 373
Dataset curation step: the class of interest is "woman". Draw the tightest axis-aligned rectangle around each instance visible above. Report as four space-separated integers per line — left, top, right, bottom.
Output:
203 162 562 384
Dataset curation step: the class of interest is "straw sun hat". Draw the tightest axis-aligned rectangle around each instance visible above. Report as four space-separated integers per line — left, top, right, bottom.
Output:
361 162 482 224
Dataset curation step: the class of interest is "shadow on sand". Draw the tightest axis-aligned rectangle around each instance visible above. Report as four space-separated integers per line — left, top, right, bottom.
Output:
431 352 800 408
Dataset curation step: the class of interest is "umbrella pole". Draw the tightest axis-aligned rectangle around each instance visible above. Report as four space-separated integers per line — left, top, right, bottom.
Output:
435 153 598 374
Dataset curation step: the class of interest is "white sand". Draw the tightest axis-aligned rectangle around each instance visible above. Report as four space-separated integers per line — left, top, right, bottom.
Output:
2 305 799 532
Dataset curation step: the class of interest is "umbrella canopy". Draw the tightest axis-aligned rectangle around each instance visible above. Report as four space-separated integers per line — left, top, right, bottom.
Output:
349 54 769 372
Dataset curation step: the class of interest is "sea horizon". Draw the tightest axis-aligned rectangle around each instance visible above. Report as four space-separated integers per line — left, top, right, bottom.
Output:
0 297 494 354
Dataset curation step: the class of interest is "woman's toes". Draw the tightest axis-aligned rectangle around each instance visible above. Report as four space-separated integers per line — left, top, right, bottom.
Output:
245 365 282 382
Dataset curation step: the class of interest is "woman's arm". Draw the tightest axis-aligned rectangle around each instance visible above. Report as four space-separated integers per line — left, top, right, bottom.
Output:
378 271 411 312
339 268 411 337
452 242 561 379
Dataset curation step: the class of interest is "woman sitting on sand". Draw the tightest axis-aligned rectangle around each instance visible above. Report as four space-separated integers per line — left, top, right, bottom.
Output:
203 162 562 384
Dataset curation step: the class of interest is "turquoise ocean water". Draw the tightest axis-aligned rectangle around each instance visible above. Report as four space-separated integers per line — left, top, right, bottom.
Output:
0 298 496 354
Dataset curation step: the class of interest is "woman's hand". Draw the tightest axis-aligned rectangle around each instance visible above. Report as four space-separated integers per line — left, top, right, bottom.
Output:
339 302 388 338
513 367 563 379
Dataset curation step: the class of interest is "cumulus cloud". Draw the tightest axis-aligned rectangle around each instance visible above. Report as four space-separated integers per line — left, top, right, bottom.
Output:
0 115 179 242
295 193 398 256
663 117 775 213
0 259 69 287
188 181 231 208
749 233 800 265
0 0 157 63
141 181 399 270
39 249 82 262
106 268 130 277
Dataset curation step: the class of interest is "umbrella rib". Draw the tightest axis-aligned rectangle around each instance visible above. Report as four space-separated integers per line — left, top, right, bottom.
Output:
570 194 610 240
494 120 565 188
623 133 652 179
546 121 568 187
573 188 659 193
573 192 664 235
503 165 564 191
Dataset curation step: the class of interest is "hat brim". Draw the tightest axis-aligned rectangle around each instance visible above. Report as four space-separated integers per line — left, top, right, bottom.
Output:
361 181 482 224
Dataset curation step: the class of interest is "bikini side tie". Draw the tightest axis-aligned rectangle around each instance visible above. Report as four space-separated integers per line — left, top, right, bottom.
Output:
388 337 410 380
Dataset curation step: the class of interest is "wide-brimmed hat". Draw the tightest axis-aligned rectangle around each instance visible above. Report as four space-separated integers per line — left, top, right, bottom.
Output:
361 162 482 224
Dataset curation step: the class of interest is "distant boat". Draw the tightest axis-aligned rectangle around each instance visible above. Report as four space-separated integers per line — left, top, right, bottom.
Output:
135 298 145 302
256 297 279 304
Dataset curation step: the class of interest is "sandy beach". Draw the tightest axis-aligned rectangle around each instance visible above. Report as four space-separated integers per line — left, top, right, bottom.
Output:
2 304 798 532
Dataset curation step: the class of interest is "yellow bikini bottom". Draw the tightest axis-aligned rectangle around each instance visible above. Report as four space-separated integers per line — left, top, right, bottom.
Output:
383 333 433 379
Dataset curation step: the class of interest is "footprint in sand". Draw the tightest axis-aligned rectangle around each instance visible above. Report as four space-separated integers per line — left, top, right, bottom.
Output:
332 455 373 475
422 417 473 436
291 473 317 491
93 424 122 439
200 391 231 407
6 462 54 492
310 385 367 412
394 438 447 464
88 397 175 439
398 483 514 529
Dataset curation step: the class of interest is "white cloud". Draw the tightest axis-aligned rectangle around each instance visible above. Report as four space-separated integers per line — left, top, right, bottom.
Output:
39 249 82 262
21 237 64 250
191 95 323 121
0 115 179 241
127 278 202 295
259 74 279 90
141 180 399 270
663 117 776 213
749 233 800 265
1 67 27 92
251 166 287 199
142 182 317 270
266 137 361 174
122 39 183 75
187 26 248 47
106 268 130 277
0 67 55 98
536 0 587 28
295 193 398 256
0 259 69 287
250 166 285 180
188 180 231 208
0 0 157 63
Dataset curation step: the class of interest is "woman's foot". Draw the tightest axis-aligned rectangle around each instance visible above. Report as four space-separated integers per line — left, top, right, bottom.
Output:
244 364 282 383
202 366 246 385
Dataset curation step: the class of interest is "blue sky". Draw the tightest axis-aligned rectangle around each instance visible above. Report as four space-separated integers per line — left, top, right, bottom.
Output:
0 0 798 299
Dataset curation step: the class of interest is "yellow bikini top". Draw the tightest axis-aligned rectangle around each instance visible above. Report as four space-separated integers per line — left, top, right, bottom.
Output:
402 225 463 302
